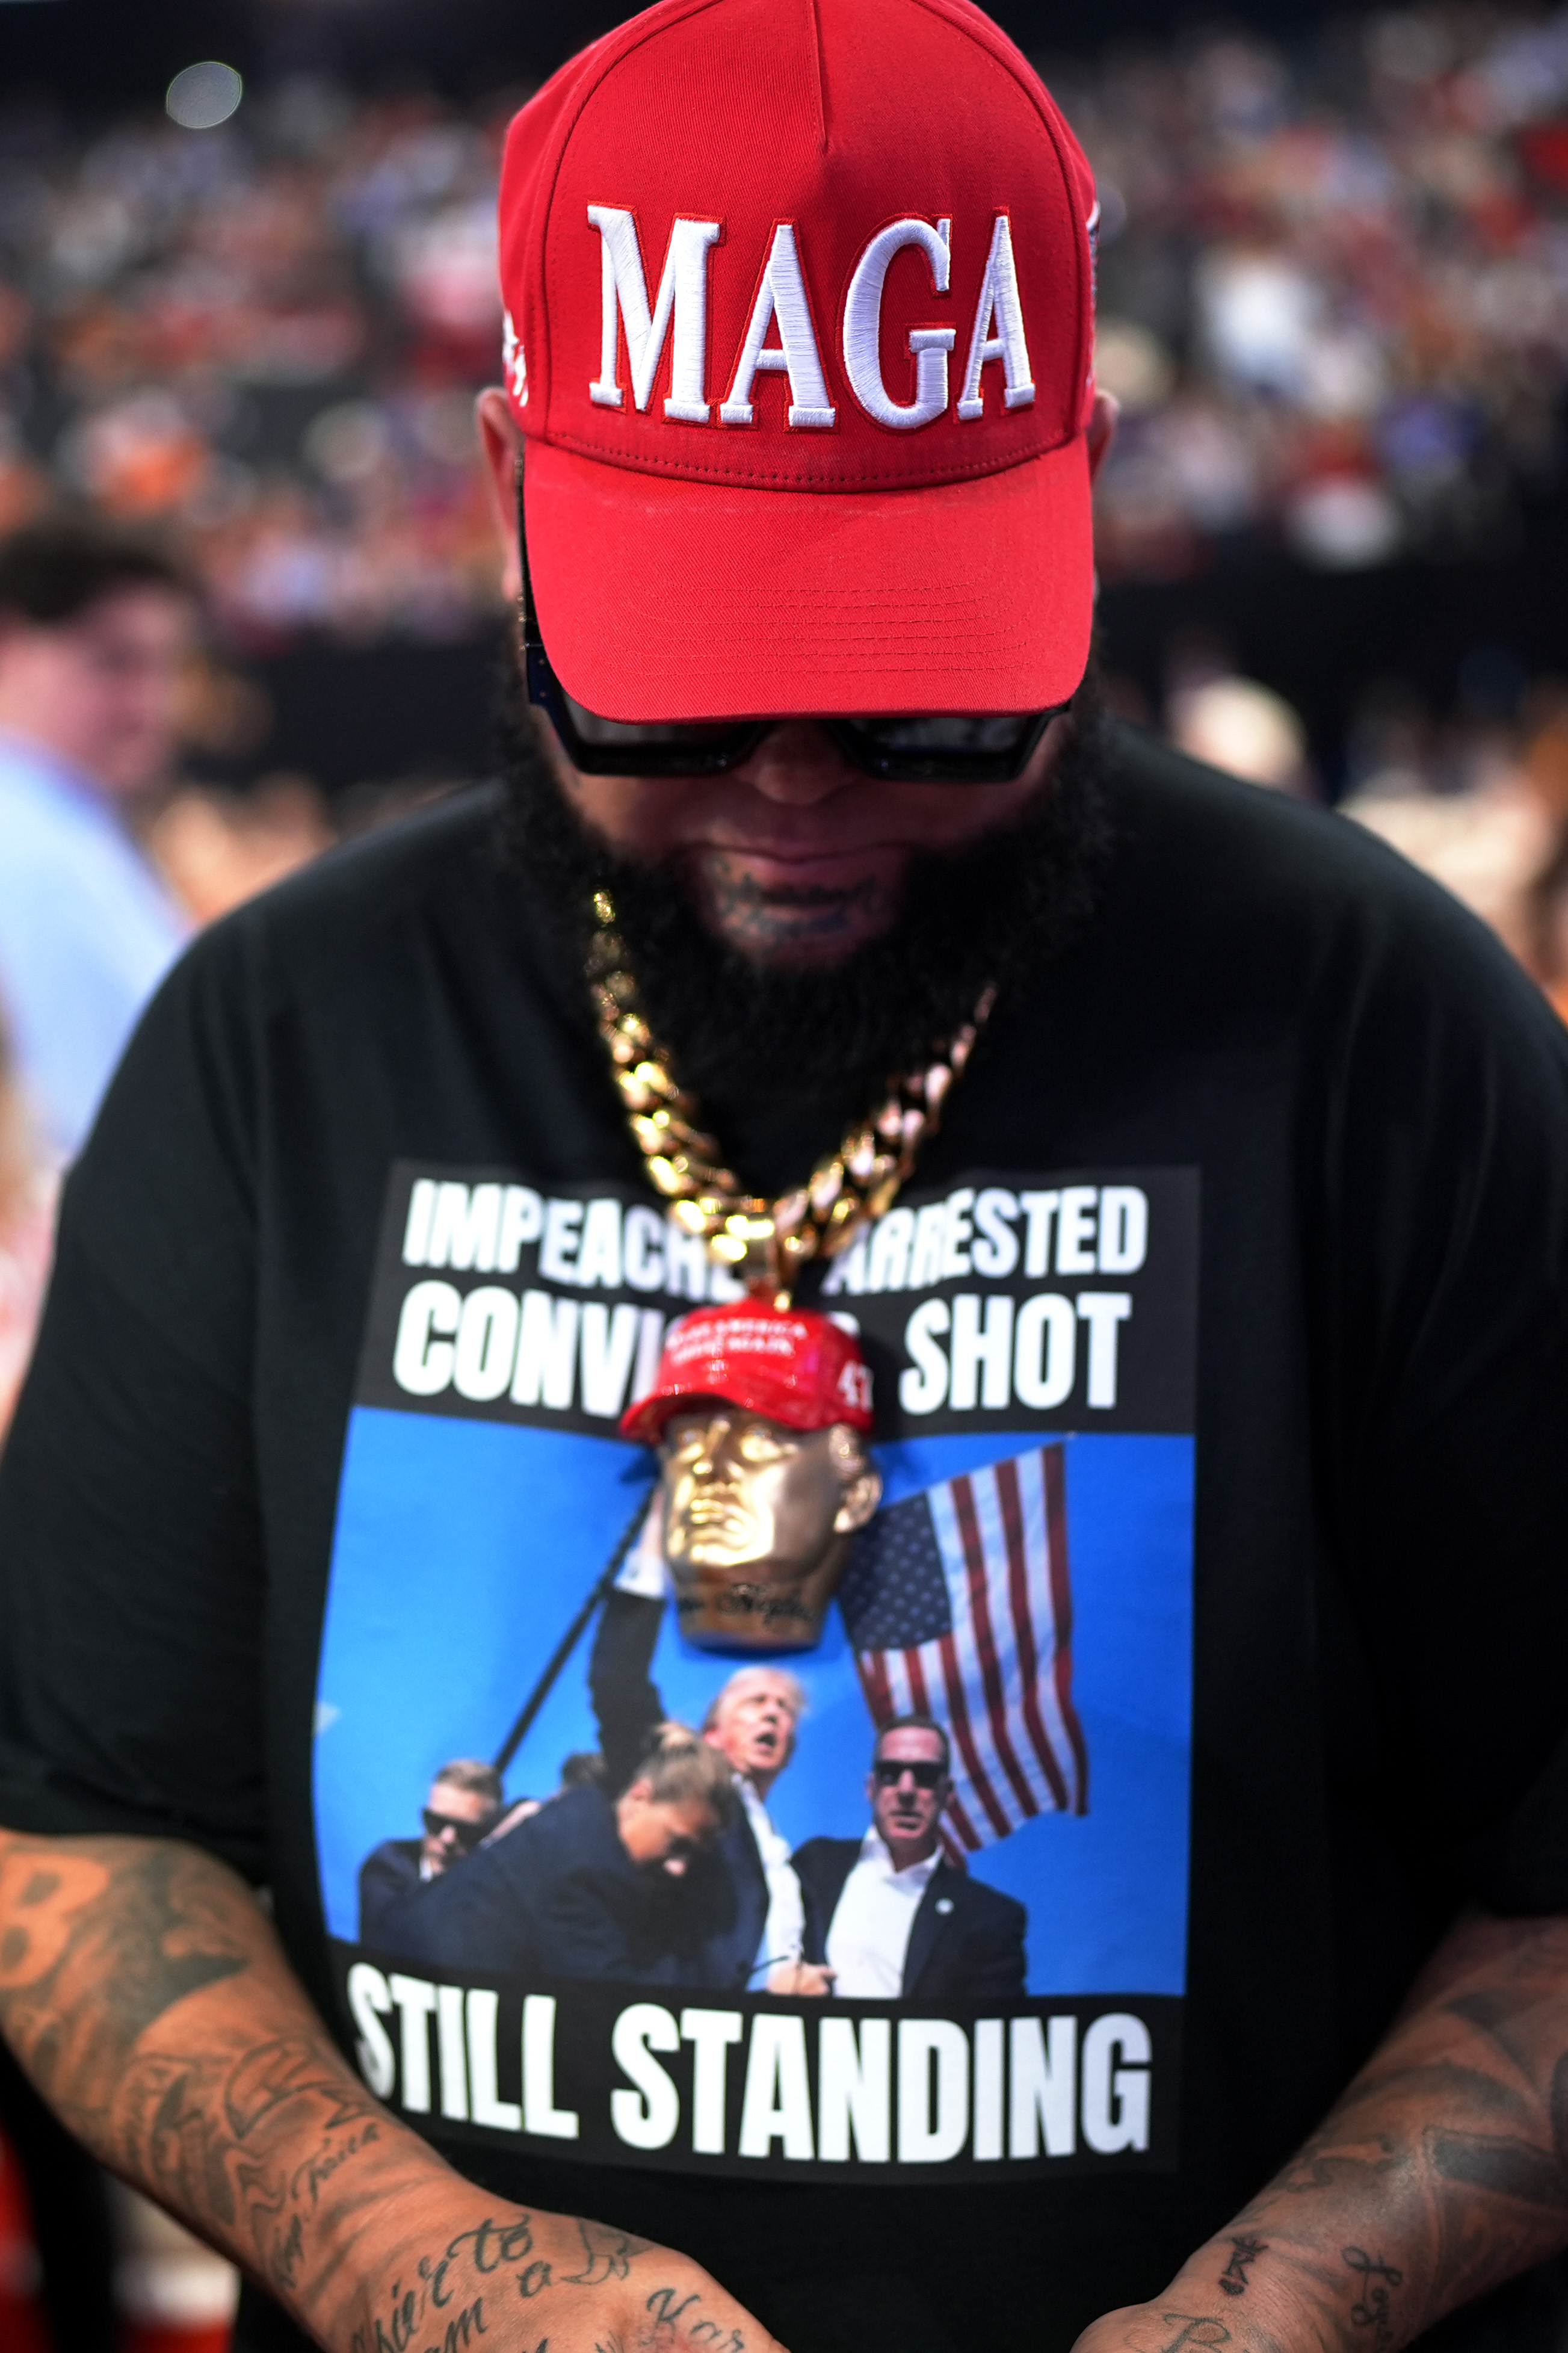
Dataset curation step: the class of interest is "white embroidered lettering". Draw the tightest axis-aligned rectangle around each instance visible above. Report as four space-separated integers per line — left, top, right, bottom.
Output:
502 308 528 409
720 223 836 428
842 217 954 430
957 213 1036 419
587 205 721 421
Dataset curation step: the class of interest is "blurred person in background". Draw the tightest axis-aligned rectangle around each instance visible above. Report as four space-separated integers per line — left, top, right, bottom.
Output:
0 1009 114 2339
0 1007 51 1446
0 523 212 2350
0 514 192 1162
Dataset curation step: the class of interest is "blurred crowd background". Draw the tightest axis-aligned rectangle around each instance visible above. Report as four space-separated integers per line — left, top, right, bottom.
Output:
2 0 1568 2346
0 1 1564 955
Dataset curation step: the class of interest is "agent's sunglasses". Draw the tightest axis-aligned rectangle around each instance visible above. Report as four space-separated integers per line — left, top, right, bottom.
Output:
516 487 1067 785
422 1808 490 1850
873 1758 946 1790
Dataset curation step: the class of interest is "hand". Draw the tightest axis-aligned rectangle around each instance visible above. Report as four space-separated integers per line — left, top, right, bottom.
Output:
1073 2313 1231 2352
339 2192 788 2353
482 1799 544 1843
766 1960 835 1996
1070 2298 1298 2353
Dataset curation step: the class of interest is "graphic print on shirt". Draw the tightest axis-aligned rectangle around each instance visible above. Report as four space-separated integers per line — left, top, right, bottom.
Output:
316 1163 1197 2183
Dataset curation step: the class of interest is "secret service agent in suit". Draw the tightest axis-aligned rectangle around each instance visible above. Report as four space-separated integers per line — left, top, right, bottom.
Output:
590 1587 807 1989
374 1725 735 1985
791 1717 1026 2005
357 1757 502 1945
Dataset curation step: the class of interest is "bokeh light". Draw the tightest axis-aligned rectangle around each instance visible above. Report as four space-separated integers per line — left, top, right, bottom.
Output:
165 61 243 132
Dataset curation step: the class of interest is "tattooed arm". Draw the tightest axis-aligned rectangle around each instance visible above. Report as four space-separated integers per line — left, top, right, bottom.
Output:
0 1829 782 2353
1074 1911 1568 2353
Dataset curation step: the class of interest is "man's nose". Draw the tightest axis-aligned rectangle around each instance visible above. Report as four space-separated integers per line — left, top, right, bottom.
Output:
691 1418 733 1476
736 720 860 807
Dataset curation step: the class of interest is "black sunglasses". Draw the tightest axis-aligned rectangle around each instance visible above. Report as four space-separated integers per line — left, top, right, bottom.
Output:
515 480 1068 785
422 1807 490 1850
873 1758 947 1790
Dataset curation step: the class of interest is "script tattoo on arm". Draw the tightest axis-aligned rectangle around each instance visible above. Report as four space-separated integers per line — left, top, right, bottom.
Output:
0 1831 401 2313
1158 1913 1568 2353
1217 2237 1268 2298
0 1831 770 2353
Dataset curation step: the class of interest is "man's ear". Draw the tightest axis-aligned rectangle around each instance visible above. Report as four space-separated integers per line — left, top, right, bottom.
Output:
475 386 523 601
834 1458 883 1535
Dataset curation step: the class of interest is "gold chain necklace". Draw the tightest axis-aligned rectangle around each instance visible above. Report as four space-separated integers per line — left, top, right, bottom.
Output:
586 889 995 1299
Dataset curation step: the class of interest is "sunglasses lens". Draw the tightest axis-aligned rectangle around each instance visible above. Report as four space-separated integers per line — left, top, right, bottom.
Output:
560 687 755 761
424 1809 483 1846
876 1761 943 1789
852 714 1042 758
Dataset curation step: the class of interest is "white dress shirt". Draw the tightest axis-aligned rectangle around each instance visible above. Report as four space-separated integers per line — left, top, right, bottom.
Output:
825 1828 939 1998
738 1774 804 1975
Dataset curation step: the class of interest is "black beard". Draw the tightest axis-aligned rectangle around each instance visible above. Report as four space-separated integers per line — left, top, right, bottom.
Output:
495 657 1111 1130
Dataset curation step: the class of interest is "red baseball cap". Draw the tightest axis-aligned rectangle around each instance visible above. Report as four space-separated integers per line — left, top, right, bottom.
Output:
498 0 1098 723
621 1302 874 1443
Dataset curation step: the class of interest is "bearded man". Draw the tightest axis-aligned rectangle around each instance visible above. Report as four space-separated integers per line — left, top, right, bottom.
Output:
1 6 1567 2353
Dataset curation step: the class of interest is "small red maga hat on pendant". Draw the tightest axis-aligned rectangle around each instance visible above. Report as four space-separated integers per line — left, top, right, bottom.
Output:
621 1301 874 1444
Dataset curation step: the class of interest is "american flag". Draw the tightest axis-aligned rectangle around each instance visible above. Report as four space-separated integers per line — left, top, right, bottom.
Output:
838 1445 1088 1857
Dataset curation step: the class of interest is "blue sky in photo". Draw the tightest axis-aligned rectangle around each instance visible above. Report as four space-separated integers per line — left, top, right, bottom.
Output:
315 1409 1193 1995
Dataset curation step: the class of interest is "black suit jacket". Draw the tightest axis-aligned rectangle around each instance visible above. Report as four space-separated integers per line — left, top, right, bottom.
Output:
373 1781 741 1985
792 1835 1027 2005
588 1587 768 1988
357 1836 422 1945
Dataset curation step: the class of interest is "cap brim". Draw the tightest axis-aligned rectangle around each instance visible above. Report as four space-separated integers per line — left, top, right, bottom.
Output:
524 438 1093 723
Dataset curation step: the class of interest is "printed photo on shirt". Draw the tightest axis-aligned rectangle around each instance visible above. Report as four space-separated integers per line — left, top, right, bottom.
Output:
315 1163 1197 2182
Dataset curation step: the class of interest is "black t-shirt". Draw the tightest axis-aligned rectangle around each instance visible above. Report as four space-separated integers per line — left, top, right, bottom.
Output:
4 725 1568 2353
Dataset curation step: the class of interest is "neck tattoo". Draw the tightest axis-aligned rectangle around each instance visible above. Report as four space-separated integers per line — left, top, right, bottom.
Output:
587 889 993 1302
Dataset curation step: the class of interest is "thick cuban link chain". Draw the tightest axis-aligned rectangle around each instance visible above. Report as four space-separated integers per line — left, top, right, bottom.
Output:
586 889 994 1300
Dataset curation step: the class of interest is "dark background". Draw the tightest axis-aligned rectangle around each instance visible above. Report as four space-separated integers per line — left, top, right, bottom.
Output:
2 0 1392 111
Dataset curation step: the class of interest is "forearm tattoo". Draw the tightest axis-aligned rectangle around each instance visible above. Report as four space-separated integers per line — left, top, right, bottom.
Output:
1196 1915 1568 2352
1217 2237 1268 2298
0 1834 746 2353
0 1834 387 2304
350 2217 745 2353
